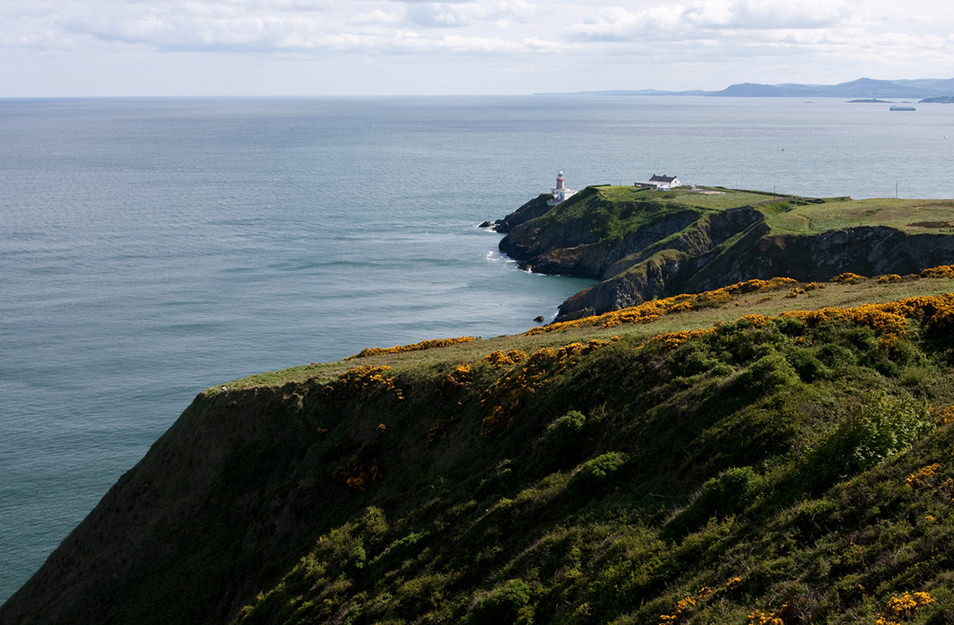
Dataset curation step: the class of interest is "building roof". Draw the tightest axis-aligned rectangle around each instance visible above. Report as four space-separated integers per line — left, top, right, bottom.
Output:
649 174 678 183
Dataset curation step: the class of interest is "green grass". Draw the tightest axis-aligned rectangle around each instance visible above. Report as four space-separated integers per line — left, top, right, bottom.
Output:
581 186 954 237
763 198 954 235
593 185 787 211
228 279 954 625
215 273 954 392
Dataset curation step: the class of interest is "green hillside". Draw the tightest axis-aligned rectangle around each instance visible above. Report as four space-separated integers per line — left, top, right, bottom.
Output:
228 275 954 625
515 185 954 242
223 270 954 390
6 270 954 625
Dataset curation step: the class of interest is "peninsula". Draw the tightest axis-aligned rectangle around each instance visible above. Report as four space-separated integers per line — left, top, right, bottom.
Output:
494 184 954 322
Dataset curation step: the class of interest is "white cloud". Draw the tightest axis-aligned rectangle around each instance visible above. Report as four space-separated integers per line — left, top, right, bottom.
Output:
683 0 847 30
1 0 953 95
403 0 536 28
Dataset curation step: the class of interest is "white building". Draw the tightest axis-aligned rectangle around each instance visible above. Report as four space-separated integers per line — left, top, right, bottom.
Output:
548 171 578 206
637 174 682 191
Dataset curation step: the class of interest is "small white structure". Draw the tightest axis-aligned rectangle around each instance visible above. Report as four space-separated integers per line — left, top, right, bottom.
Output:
547 171 578 206
636 174 681 191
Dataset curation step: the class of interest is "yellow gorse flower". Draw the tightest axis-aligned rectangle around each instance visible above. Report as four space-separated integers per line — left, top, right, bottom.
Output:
658 587 713 624
906 463 941 488
346 336 476 359
878 591 935 622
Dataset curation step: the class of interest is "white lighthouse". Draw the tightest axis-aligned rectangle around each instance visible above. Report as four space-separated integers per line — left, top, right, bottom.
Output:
548 171 577 206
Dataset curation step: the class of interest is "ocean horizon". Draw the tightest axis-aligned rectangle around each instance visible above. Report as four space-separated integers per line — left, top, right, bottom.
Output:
2 95 954 603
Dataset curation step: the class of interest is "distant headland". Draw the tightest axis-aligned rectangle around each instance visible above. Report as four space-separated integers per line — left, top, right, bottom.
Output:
537 77 954 100
492 176 954 322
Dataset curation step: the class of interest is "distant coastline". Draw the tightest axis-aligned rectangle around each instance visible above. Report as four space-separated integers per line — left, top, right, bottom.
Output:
536 77 954 99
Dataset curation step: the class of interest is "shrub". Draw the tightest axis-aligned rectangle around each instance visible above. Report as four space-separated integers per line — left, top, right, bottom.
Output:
783 347 832 382
570 452 628 495
845 393 934 470
830 272 866 284
541 410 587 466
470 578 533 625
681 348 721 376
736 352 800 394
807 392 934 487
815 343 857 368
577 452 628 481
667 466 762 535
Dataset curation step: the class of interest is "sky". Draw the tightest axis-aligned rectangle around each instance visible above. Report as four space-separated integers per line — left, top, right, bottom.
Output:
1 0 952 97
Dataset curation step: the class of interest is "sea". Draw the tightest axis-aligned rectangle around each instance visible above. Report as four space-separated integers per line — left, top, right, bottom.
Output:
2 95 954 603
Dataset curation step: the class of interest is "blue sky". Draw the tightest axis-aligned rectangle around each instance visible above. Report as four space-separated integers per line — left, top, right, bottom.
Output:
1 0 952 96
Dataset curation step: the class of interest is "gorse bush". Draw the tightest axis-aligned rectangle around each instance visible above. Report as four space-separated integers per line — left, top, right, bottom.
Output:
540 410 587 466
469 579 534 625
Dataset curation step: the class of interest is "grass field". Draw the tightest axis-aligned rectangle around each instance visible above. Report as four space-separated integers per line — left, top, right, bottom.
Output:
593 185 785 211
767 198 954 235
590 185 954 236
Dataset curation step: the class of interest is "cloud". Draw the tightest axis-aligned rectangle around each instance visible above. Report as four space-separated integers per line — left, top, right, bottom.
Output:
571 6 683 41
570 0 849 44
683 0 847 30
2 0 953 96
403 1 536 28
0 0 549 55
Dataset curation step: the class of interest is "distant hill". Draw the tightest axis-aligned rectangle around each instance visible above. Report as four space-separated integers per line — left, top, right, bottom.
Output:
714 78 954 98
537 77 954 98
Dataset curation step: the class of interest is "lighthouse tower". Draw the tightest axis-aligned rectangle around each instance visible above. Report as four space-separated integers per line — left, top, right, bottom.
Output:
548 170 577 206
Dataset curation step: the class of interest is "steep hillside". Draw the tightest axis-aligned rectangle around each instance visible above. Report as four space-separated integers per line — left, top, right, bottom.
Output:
495 186 954 321
4 270 954 625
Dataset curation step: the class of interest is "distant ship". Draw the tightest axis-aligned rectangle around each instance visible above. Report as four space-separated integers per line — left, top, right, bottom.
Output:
890 105 916 111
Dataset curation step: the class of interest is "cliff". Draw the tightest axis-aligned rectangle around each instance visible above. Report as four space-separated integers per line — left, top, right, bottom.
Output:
5 269 954 624
0 386 355 625
496 186 954 320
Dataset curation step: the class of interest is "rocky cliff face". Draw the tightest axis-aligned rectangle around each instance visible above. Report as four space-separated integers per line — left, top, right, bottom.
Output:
496 192 954 321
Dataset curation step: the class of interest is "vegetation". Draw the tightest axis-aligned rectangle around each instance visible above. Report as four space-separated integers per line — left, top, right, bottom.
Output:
220 274 954 625
9 266 954 625
594 185 954 236
762 198 954 236
219 269 954 391
11 181 954 625
497 185 954 321
529 185 954 241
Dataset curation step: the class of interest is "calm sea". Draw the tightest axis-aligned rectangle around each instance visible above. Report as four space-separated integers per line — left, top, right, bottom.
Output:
2 96 954 602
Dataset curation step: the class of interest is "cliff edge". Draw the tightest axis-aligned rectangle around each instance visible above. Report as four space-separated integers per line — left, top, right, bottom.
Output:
495 186 954 320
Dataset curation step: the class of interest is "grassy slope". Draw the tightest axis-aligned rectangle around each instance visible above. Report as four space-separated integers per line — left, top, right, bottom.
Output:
762 198 954 236
525 186 769 245
215 271 954 625
521 186 954 249
220 272 954 391
590 186 954 232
